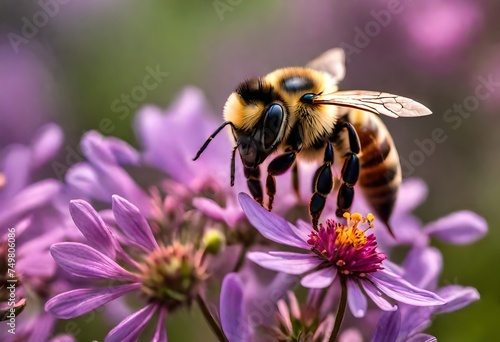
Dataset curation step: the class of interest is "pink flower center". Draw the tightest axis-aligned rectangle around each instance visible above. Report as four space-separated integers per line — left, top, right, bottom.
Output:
307 213 386 276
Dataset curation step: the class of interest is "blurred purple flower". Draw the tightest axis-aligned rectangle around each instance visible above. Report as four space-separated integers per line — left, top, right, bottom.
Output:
239 193 445 319
372 246 480 342
0 123 63 233
0 45 58 146
45 195 209 342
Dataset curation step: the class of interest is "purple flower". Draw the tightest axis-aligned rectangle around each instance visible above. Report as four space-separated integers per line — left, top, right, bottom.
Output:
372 247 480 342
239 193 445 319
45 196 209 341
347 179 487 251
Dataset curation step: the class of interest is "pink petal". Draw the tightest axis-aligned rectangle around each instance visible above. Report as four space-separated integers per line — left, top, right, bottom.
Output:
45 283 141 319
424 211 487 244
105 304 158 342
69 200 117 259
112 195 159 251
368 270 445 306
239 193 309 249
300 268 336 288
347 278 367 317
50 243 138 281
248 251 322 275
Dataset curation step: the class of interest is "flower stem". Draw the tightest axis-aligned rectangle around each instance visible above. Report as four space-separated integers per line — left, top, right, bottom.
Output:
330 276 347 342
232 244 248 273
196 293 229 342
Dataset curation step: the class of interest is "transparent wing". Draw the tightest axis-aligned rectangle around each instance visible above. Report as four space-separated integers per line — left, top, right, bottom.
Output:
305 48 346 84
312 90 432 118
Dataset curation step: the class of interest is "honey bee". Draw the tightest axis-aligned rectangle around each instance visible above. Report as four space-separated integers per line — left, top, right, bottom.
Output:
194 48 432 235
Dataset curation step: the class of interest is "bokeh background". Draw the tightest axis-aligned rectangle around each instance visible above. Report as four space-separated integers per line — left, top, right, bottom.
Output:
1 0 499 340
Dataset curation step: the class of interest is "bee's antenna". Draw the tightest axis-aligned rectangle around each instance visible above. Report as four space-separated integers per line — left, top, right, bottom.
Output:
193 121 235 161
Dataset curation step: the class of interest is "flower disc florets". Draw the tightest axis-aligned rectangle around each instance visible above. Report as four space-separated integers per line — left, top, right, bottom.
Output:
140 241 207 310
307 213 386 276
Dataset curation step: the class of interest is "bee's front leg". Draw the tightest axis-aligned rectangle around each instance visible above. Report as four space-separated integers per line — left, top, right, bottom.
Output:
266 152 297 211
244 166 263 206
310 141 334 230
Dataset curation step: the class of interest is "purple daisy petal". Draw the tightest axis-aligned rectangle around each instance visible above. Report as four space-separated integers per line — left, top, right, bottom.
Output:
30 123 63 169
248 251 322 275
371 310 401 342
18 251 55 278
347 278 367 317
436 285 480 314
69 200 117 259
0 144 31 199
300 267 337 288
152 308 168 342
368 270 445 306
50 243 138 281
112 195 159 251
45 283 141 319
221 273 248 342
403 247 442 290
65 163 110 200
361 279 397 312
408 334 437 342
81 131 136 165
394 178 428 213
424 211 487 244
105 304 158 342
0 179 60 229
238 193 309 249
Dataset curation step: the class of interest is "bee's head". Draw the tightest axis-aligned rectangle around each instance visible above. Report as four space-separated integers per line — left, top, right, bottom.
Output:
224 78 288 168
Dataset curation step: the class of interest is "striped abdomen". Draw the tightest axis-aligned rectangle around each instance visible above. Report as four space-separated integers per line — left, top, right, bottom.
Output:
345 109 402 227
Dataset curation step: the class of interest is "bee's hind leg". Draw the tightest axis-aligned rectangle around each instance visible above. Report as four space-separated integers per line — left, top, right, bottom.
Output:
335 121 361 218
310 141 334 230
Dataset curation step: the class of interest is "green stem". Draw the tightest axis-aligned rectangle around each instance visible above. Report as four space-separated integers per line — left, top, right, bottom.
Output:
232 244 248 273
330 276 348 342
196 294 229 342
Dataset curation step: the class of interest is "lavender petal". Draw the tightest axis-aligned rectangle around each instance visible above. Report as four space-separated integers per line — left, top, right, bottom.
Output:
248 251 321 275
221 273 248 342
361 279 397 312
347 278 367 317
402 247 442 290
112 195 159 251
371 310 401 342
239 193 309 249
31 123 64 169
368 270 445 306
153 308 168 342
407 334 437 342
69 200 117 259
300 267 337 289
105 304 158 342
436 285 480 314
424 211 487 244
45 283 141 319
50 243 138 281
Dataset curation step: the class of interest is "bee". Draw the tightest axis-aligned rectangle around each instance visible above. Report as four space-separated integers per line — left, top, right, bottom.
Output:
193 48 432 235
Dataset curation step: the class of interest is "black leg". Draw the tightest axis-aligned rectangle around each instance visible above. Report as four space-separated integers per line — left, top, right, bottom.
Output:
230 145 237 186
335 122 361 218
244 166 263 205
266 152 297 210
292 162 300 198
310 141 334 229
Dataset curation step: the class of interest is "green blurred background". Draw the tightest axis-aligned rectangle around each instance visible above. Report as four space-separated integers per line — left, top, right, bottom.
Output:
1 0 499 340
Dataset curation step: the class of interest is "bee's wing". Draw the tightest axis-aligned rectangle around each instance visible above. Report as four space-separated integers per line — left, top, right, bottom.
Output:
306 48 346 84
312 90 432 118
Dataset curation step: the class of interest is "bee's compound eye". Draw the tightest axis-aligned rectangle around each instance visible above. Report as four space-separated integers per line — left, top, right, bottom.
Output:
262 104 284 149
300 93 315 104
